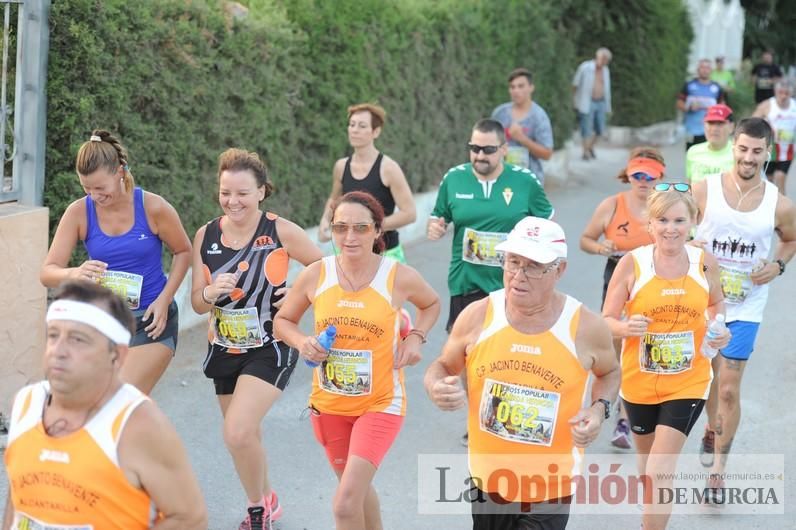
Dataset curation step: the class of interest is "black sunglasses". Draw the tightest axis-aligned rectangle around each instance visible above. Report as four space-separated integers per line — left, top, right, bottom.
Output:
654 182 691 193
467 143 502 155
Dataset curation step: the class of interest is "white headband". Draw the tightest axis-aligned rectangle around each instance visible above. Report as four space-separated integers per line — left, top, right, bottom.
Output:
90 135 102 142
46 300 131 345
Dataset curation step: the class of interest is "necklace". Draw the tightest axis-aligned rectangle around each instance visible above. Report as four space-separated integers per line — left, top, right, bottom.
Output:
336 256 382 292
732 176 764 209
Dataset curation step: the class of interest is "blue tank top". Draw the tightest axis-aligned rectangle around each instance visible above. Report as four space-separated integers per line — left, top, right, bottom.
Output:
84 187 167 310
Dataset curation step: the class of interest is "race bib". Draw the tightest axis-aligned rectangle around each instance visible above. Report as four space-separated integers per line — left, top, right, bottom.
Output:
478 379 560 447
639 331 696 374
14 512 92 530
776 128 794 144
99 270 143 310
462 228 508 267
212 306 263 349
319 349 372 396
719 265 753 304
505 146 530 169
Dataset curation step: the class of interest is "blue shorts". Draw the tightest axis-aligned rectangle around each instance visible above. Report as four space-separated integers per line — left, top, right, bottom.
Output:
579 99 607 138
720 321 760 361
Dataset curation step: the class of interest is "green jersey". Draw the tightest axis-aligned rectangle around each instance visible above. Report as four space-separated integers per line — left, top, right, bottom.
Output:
710 70 736 91
431 163 554 296
686 141 734 184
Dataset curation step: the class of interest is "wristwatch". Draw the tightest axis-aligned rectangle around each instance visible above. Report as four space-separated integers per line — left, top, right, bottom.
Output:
776 259 786 276
592 398 611 419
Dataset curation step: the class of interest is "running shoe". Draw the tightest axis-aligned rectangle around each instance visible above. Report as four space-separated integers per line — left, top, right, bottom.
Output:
610 418 632 449
239 492 282 530
702 473 725 508
239 505 265 530
267 491 282 522
699 429 715 468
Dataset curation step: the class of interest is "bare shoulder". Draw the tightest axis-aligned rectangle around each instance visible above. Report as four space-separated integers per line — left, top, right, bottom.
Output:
118 399 179 470
333 158 347 179
575 304 611 341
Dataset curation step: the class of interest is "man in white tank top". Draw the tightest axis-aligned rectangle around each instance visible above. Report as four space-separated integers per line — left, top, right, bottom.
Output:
753 80 796 194
692 117 796 500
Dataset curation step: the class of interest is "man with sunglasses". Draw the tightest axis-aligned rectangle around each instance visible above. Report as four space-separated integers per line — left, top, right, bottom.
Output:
428 118 553 332
428 118 554 446
686 104 735 185
692 117 796 501
425 217 618 530
491 68 554 184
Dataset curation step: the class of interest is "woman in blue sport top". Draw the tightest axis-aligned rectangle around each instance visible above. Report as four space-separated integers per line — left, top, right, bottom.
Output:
40 129 192 394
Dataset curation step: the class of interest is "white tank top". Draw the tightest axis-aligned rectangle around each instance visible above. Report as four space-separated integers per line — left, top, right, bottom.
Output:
766 97 796 161
695 173 778 322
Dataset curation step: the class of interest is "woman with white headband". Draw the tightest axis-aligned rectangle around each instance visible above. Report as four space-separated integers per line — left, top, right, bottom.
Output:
40 129 192 395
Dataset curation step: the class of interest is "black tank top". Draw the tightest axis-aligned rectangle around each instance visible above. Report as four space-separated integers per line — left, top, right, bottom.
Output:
200 211 287 356
341 153 399 250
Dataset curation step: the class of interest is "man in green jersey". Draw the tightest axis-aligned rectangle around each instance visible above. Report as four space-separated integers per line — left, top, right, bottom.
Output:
427 118 554 333
686 104 735 184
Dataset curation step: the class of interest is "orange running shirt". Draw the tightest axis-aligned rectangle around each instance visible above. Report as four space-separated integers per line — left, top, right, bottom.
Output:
4 383 157 529
604 193 652 252
310 256 406 416
466 290 589 503
620 245 712 404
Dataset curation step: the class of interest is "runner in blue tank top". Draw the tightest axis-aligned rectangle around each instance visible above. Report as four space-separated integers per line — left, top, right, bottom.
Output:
191 148 322 530
41 129 192 395
318 103 416 264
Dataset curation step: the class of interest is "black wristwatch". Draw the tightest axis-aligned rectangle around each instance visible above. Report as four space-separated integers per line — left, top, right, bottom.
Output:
775 259 786 276
592 398 611 419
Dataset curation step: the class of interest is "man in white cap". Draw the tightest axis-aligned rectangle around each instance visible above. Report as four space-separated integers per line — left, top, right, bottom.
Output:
425 217 619 530
2 280 206 530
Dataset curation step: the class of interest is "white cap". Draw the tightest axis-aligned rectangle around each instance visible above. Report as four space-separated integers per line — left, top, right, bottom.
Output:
495 217 567 264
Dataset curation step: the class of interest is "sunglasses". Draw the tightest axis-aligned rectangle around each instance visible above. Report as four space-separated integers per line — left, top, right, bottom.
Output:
330 222 374 234
654 182 691 193
467 143 502 155
631 172 658 182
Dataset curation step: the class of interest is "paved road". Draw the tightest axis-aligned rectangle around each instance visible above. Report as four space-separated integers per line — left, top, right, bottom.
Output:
3 141 795 529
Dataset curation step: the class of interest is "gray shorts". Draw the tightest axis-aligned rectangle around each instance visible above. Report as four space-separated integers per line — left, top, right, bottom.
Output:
130 300 179 352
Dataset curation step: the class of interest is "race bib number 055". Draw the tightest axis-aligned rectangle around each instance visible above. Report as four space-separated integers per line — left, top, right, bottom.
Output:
319 349 372 396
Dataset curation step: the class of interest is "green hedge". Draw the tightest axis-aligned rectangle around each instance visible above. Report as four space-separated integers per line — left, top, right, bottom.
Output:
560 0 693 127
45 0 691 249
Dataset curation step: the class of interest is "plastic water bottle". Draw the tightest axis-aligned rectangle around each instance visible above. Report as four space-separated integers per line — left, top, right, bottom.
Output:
305 325 336 367
701 315 726 359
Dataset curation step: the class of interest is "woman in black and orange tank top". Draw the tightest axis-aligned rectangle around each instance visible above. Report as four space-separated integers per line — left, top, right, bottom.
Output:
190 148 323 530
579 147 665 450
317 103 416 263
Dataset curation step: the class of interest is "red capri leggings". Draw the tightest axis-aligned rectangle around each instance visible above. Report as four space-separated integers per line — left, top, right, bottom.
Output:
310 408 404 470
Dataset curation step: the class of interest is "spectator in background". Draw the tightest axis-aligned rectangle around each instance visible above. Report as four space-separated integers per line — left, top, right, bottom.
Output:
491 68 554 185
686 103 735 185
677 59 724 150
572 47 613 161
710 56 736 101
751 50 783 104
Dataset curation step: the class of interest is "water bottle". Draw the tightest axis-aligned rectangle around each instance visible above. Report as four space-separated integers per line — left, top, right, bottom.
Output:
701 315 726 359
306 325 336 367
